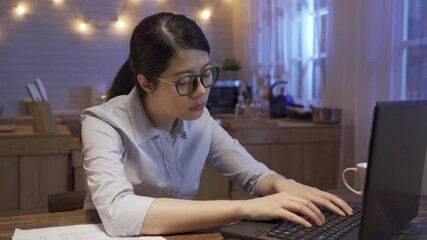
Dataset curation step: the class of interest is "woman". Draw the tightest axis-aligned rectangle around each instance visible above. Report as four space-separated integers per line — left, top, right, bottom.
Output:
108 58 136 100
81 12 352 237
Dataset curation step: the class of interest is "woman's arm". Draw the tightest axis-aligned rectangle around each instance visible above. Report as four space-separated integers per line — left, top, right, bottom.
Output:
141 174 354 235
141 198 241 235
142 195 320 235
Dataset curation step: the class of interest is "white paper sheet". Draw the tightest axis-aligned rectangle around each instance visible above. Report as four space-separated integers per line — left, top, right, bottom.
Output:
13 224 165 240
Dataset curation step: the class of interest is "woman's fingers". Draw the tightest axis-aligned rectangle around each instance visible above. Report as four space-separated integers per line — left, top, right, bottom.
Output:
278 194 325 226
275 181 353 218
244 193 325 227
312 190 353 216
280 209 312 228
329 198 353 216
329 195 353 215
289 196 325 225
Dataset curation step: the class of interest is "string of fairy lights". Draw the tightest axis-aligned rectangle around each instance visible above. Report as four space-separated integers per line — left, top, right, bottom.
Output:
0 0 226 36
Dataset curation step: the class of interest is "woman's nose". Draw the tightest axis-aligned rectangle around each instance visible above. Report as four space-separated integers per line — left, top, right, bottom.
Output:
191 77 206 97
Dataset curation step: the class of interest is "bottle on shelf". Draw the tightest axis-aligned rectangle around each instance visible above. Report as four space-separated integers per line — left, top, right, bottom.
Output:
234 89 246 120
249 92 263 118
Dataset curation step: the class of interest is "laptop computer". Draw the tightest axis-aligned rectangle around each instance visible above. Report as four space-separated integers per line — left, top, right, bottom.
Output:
220 100 427 240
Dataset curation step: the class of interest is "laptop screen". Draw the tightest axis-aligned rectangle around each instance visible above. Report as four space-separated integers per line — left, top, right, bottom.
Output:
360 100 427 239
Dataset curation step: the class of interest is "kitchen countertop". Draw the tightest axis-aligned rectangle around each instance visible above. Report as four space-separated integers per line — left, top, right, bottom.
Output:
214 114 340 129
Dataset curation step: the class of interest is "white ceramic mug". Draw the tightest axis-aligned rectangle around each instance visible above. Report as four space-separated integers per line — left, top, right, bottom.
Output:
342 162 368 196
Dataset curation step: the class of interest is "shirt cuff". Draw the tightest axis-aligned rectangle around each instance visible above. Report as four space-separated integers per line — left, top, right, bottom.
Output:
107 195 155 237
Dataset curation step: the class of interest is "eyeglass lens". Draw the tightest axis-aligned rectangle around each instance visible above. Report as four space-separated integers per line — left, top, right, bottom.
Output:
176 67 219 96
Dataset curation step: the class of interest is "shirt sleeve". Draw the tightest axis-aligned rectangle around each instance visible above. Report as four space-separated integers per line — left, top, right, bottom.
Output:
205 115 277 196
81 111 154 237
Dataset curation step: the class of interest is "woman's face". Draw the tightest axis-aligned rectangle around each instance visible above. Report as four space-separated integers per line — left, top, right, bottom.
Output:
148 49 212 121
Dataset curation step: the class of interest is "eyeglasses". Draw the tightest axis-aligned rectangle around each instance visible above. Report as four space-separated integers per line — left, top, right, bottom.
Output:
156 65 220 96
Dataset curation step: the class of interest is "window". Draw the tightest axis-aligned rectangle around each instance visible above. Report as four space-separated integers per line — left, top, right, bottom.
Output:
252 0 328 102
291 0 329 101
398 0 427 100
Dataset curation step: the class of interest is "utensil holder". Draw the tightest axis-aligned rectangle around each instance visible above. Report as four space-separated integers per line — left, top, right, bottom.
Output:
29 102 57 133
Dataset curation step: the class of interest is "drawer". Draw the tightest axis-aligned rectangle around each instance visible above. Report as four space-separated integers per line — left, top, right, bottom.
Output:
278 128 341 143
229 129 277 144
0 136 70 155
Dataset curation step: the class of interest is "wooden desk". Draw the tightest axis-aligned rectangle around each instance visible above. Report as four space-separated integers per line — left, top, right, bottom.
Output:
0 190 426 240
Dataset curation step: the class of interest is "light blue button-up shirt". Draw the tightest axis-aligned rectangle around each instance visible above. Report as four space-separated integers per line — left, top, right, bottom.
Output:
81 87 276 236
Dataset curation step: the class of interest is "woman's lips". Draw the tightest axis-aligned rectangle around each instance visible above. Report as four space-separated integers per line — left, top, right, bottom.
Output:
190 103 205 111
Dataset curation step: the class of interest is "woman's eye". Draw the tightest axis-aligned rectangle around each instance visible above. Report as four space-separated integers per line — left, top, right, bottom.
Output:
202 71 212 78
178 77 191 85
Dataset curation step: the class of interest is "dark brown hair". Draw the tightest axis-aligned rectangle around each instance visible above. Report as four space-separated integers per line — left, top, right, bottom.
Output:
108 59 136 100
108 12 210 100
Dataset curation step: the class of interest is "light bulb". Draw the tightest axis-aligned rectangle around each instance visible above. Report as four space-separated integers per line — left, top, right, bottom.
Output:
200 10 211 20
79 21 87 31
53 0 63 4
16 5 26 15
116 19 124 28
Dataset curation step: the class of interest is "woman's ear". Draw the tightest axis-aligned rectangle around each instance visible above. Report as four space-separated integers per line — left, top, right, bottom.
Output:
137 74 154 94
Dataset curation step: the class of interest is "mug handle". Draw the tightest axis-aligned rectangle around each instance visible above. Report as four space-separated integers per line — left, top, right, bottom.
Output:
342 167 363 196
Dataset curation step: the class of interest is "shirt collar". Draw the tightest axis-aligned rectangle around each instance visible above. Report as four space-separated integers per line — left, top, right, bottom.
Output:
172 118 189 139
125 87 188 144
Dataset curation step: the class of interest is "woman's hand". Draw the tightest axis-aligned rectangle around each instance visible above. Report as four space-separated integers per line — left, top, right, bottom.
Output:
238 191 326 227
272 178 353 217
250 174 353 227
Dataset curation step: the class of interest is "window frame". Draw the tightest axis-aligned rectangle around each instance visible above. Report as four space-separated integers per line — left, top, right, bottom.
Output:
392 0 427 100
291 0 329 101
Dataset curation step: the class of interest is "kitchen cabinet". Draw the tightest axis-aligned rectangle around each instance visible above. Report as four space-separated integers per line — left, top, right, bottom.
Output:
194 118 341 199
0 125 71 216
193 166 230 200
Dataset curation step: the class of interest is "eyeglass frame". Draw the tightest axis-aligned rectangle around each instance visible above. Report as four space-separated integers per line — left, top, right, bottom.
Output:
155 64 220 96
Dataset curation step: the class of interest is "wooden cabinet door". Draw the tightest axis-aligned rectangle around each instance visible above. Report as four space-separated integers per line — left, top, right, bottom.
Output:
302 143 340 190
229 144 271 198
245 144 271 165
20 154 69 210
194 166 230 200
270 143 303 182
0 156 19 213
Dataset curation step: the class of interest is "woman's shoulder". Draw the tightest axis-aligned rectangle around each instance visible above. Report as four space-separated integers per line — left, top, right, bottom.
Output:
81 92 154 143
81 95 131 129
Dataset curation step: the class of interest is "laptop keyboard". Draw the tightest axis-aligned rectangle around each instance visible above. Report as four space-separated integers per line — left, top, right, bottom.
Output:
265 204 362 240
